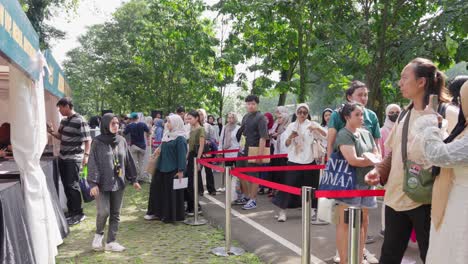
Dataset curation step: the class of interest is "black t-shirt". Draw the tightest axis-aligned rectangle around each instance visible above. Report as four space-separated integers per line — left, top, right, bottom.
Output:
239 111 268 154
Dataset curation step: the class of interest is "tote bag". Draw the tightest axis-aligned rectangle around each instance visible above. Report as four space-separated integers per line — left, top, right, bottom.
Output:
319 151 357 192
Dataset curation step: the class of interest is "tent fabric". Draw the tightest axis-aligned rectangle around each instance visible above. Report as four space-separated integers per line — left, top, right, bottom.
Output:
0 180 36 264
9 52 62 264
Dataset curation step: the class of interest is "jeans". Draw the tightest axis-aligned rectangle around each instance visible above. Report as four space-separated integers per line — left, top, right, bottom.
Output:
95 189 124 243
130 145 147 182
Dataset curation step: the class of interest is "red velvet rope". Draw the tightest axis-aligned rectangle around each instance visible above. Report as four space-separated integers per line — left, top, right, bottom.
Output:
315 189 385 198
234 164 325 172
202 154 288 163
197 159 224 173
230 169 302 196
205 149 240 155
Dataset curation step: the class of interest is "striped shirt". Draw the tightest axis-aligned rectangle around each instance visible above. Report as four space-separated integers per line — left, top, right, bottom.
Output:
59 114 91 160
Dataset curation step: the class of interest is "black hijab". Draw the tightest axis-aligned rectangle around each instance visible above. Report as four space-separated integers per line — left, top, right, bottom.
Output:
95 113 121 148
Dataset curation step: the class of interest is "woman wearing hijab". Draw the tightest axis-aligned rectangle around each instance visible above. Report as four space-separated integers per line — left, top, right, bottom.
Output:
269 110 290 197
410 80 468 264
219 112 241 166
380 104 401 158
377 103 401 238
144 115 188 223
88 113 141 252
153 119 164 150
258 112 275 195
272 104 322 222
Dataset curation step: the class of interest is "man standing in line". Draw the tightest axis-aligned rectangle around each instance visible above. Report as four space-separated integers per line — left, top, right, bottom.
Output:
47 97 91 226
233 95 268 210
124 112 150 183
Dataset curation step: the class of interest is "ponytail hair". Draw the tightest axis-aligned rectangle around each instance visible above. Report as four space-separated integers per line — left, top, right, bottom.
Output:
188 110 202 126
410 58 451 105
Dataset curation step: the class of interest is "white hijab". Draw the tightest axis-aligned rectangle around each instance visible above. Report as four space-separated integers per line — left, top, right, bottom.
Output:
162 115 186 142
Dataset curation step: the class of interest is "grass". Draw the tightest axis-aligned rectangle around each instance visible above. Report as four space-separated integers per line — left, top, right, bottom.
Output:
56 184 263 264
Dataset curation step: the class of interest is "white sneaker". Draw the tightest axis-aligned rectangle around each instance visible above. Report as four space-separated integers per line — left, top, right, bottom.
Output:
144 214 158 221
105 242 126 252
277 210 287 222
363 248 379 264
333 250 340 263
92 234 104 251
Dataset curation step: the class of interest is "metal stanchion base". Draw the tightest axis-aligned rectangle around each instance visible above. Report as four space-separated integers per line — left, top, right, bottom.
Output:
184 218 208 226
212 246 245 256
311 219 330 226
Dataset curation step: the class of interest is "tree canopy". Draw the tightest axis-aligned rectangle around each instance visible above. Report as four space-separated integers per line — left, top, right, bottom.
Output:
63 0 468 119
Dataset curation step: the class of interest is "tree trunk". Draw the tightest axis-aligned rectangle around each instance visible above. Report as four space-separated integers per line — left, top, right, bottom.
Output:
297 18 306 103
277 70 288 106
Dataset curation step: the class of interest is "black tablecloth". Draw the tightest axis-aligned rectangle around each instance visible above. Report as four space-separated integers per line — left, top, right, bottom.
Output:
0 180 36 264
0 158 69 239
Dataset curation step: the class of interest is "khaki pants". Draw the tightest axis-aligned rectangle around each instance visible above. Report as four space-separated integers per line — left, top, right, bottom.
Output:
130 145 147 182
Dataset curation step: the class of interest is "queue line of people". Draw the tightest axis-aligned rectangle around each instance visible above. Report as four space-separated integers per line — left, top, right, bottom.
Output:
47 57 468 264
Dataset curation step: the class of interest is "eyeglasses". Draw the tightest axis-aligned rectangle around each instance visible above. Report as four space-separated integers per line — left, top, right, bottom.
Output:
297 111 308 115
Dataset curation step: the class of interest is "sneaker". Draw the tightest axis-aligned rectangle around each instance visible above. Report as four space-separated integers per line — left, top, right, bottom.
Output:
92 234 104 251
365 235 376 244
186 206 203 216
257 188 265 195
333 251 340 263
64 212 72 220
232 197 248 205
363 248 379 264
67 214 86 226
242 199 257 210
277 210 287 222
379 230 385 238
144 214 158 221
105 242 126 252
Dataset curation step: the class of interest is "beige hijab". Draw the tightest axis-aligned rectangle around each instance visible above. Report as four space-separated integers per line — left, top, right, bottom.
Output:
432 81 468 230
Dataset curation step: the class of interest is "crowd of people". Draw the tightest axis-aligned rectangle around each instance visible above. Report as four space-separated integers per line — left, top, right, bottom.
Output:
47 57 468 263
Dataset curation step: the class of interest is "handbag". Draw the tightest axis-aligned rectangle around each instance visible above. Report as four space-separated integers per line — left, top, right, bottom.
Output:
312 138 326 161
146 151 160 177
247 146 271 163
79 165 94 203
401 110 434 204
319 151 357 192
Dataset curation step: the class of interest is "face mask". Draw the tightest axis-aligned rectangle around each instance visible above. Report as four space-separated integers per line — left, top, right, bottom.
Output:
388 114 399 123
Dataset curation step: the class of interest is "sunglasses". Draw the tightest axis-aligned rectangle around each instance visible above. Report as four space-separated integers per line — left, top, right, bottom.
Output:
388 111 400 115
297 110 308 115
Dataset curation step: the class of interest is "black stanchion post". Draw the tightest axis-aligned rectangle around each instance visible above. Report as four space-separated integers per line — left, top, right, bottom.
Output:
184 157 207 226
212 166 245 256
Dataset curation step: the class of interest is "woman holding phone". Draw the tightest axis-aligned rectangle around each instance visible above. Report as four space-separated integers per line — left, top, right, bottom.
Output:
365 58 458 263
272 104 322 222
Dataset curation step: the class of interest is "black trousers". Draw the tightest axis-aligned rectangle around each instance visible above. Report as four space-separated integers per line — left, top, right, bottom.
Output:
58 158 83 216
203 166 216 193
184 152 202 211
272 161 319 209
380 204 431 264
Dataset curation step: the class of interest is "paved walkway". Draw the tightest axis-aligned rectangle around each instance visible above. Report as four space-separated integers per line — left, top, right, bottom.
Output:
199 171 423 264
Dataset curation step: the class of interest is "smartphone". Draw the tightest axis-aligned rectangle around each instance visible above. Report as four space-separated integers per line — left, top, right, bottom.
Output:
430 94 439 112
